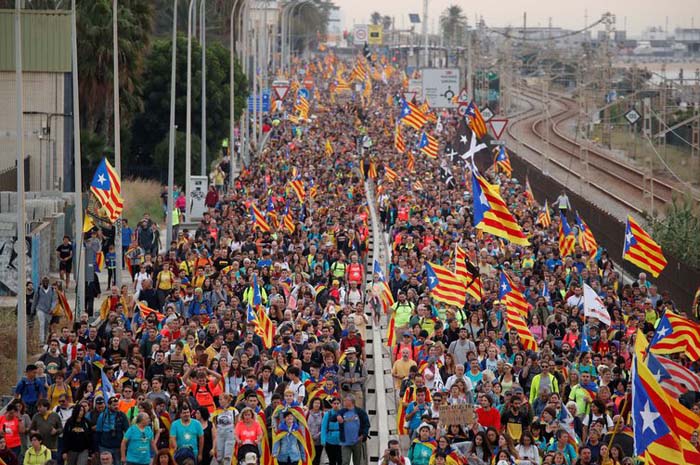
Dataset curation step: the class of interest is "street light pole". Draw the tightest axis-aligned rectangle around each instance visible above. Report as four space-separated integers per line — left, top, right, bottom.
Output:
70 0 85 320
230 0 243 191
200 0 207 176
112 0 123 286
166 0 178 247
185 0 195 219
15 0 27 381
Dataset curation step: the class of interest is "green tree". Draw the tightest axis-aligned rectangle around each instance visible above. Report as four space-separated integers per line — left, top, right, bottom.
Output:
382 15 392 32
76 0 153 141
153 131 201 187
440 5 467 47
651 196 700 268
128 34 248 178
370 12 382 25
289 0 337 54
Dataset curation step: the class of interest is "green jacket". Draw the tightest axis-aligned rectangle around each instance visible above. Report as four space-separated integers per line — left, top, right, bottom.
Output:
529 373 559 404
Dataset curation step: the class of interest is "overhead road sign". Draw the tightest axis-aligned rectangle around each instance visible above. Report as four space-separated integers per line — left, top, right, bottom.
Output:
421 68 460 108
408 13 421 23
368 25 383 45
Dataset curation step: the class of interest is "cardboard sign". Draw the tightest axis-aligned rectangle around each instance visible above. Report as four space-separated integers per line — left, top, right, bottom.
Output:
439 404 474 426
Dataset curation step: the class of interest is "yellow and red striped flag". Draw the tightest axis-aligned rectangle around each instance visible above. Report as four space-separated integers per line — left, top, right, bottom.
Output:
466 101 488 139
250 204 271 232
524 177 535 206
386 315 396 347
425 262 466 309
400 100 427 130
493 146 512 177
536 200 552 227
575 212 598 257
623 216 667 277
418 131 438 158
283 212 295 234
558 213 576 257
384 166 398 183
472 173 530 246
650 311 700 361
394 124 406 153
499 271 529 317
89 158 123 223
454 246 482 301
368 161 378 179
288 179 306 203
407 152 415 172
505 305 538 351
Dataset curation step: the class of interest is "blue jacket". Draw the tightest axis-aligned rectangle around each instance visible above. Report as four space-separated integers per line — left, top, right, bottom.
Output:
272 427 305 463
321 410 341 445
337 407 370 446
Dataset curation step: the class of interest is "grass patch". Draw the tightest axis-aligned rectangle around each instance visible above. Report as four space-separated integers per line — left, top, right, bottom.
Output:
0 311 41 395
122 179 165 227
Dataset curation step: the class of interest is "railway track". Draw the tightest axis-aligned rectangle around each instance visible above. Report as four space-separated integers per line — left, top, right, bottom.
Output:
508 86 700 215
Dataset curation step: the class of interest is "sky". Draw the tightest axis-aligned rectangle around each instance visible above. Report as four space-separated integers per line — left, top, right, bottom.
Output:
334 0 697 36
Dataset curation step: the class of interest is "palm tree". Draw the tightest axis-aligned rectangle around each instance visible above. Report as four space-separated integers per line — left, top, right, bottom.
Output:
382 15 392 32
439 5 467 47
370 11 382 25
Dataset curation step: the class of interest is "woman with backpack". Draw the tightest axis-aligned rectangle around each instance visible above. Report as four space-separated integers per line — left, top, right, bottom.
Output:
320 398 342 465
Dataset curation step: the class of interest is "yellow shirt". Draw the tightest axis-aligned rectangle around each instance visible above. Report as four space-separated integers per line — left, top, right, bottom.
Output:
392 358 417 390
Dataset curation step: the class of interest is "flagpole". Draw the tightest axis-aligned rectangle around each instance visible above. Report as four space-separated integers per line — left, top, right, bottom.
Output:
71 0 85 319
166 0 178 248
15 0 27 381
112 0 123 287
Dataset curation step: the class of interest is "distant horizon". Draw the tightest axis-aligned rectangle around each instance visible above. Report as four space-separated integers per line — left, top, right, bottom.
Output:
334 0 696 37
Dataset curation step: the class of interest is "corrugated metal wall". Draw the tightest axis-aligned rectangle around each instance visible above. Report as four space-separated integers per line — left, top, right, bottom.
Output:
0 10 71 73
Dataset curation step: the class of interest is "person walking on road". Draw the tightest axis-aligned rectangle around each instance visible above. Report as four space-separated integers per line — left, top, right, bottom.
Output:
337 395 370 465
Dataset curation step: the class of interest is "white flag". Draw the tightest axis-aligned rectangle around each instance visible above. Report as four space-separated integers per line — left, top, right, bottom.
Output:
583 283 611 326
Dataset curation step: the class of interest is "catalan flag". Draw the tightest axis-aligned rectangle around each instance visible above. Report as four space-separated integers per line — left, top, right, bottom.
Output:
325 139 333 156
418 132 439 159
558 213 576 257
55 289 73 323
505 304 538 351
400 100 427 130
95 251 105 272
649 310 700 361
524 177 535 206
386 314 396 347
493 146 512 177
253 276 275 349
289 179 306 203
413 180 424 191
633 331 700 465
250 204 271 232
267 210 279 229
90 158 123 223
368 161 378 179
350 60 368 82
384 166 398 183
135 302 165 323
455 246 482 301
373 260 395 313
465 101 488 139
472 173 530 246
575 212 598 257
407 152 415 172
647 351 700 399
536 200 552 227
283 205 295 234
394 124 406 153
623 216 667 278
425 262 466 309
499 271 529 317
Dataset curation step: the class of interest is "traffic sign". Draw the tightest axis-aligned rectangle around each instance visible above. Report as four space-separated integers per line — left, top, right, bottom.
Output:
247 91 270 112
457 103 469 116
303 77 314 91
490 140 506 146
624 109 641 125
457 88 469 104
353 24 368 43
272 79 290 100
488 118 509 139
480 106 494 122
421 68 460 108
297 88 309 100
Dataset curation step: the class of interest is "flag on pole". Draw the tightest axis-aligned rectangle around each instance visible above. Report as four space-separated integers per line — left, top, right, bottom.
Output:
536 200 552 227
647 352 700 398
407 152 415 172
575 212 598 257
499 272 529 317
400 100 427 130
558 213 576 257
493 146 512 177
288 179 306 203
454 246 482 301
90 158 123 223
384 166 398 182
418 132 439 159
472 173 530 246
649 311 700 361
425 262 466 308
394 124 406 153
250 204 271 232
505 305 538 351
465 101 488 139
524 177 535 206
623 216 667 277
582 283 611 326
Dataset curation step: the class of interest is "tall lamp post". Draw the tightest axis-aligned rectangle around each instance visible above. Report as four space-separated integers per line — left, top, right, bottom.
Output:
166 0 178 246
229 0 245 191
71 0 85 320
112 0 123 286
200 0 207 176
15 0 27 381
185 0 195 219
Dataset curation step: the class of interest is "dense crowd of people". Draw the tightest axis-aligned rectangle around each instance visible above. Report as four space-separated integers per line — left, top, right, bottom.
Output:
4 51 700 465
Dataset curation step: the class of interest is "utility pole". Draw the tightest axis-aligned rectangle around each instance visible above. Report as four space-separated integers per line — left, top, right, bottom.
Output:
71 0 85 319
643 97 654 217
693 68 700 158
601 13 615 149
166 0 178 247
422 0 428 68
465 29 472 99
186 0 194 219
15 0 27 381
200 0 207 176
112 0 123 287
